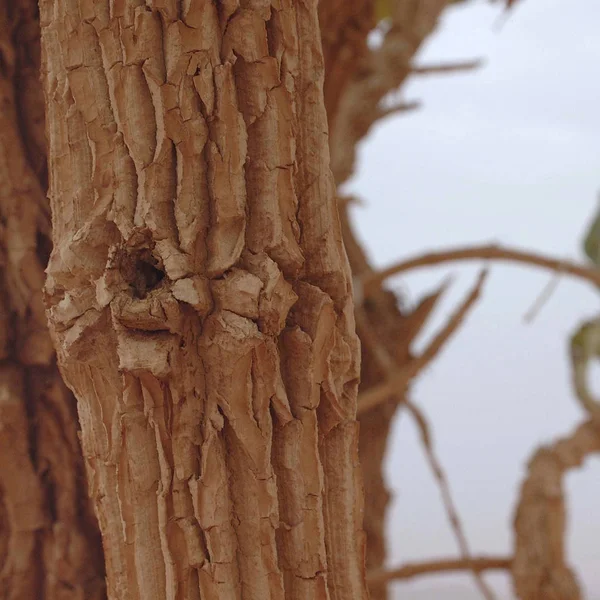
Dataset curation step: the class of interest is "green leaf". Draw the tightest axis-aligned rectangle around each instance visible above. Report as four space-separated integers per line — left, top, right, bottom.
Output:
583 202 600 268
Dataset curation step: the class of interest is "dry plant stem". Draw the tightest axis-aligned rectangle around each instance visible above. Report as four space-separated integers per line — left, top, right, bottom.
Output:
357 270 488 414
0 1 104 597
512 420 600 600
523 272 562 323
40 1 367 599
363 244 600 296
367 556 512 586
411 59 483 75
404 400 497 600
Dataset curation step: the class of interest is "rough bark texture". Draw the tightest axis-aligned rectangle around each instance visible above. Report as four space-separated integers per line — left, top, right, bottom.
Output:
40 1 368 599
319 5 404 597
0 1 105 598
339 207 413 600
321 3 453 598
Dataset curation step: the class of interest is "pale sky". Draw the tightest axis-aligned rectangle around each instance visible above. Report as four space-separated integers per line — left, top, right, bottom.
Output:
344 1 600 598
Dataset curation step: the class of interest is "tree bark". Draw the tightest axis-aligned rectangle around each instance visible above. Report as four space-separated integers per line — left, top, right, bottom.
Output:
0 1 105 598
40 1 368 599
323 4 456 598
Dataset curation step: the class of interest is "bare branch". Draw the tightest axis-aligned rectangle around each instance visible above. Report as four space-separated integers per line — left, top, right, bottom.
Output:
402 275 454 349
367 556 512 586
411 59 484 76
375 100 422 122
416 269 487 369
523 272 562 323
362 244 600 297
405 399 498 600
357 270 487 414
512 420 600 600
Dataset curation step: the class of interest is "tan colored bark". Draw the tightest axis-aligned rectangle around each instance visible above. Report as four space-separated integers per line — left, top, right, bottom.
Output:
512 420 600 600
321 4 456 598
40 1 368 599
0 1 105 598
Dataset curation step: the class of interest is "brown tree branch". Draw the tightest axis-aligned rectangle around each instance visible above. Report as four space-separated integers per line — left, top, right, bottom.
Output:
367 556 512 585
362 244 600 297
375 100 422 122
411 59 484 75
512 420 600 600
357 270 487 414
330 0 455 184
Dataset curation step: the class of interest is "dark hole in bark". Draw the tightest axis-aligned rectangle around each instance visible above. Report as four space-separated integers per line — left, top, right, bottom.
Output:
119 249 166 299
35 230 53 267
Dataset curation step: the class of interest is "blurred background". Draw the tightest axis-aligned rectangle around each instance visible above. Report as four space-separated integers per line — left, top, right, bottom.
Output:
344 1 600 597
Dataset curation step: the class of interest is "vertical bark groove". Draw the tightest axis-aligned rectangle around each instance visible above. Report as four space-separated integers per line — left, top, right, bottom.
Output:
40 1 368 599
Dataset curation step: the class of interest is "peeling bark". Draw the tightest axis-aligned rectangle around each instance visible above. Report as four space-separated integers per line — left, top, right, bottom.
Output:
0 1 105 598
40 1 368 599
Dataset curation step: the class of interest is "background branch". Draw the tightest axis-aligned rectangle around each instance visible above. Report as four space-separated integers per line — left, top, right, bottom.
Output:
411 59 484 75
358 270 487 414
362 244 600 296
367 556 512 585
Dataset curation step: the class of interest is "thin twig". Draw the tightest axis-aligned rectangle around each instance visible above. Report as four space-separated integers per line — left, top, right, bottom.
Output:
367 556 512 586
405 399 498 600
357 270 488 415
402 275 454 349
523 272 562 323
361 244 600 298
375 100 422 122
411 59 484 76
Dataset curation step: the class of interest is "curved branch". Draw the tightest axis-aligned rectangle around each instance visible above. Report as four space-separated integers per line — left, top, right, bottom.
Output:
361 244 600 297
367 556 512 586
512 420 600 600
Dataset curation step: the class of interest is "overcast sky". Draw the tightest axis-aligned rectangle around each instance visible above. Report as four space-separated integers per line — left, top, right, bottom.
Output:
344 1 600 598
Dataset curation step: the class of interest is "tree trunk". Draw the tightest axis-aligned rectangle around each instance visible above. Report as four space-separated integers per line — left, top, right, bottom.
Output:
0 1 105 598
40 1 368 599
